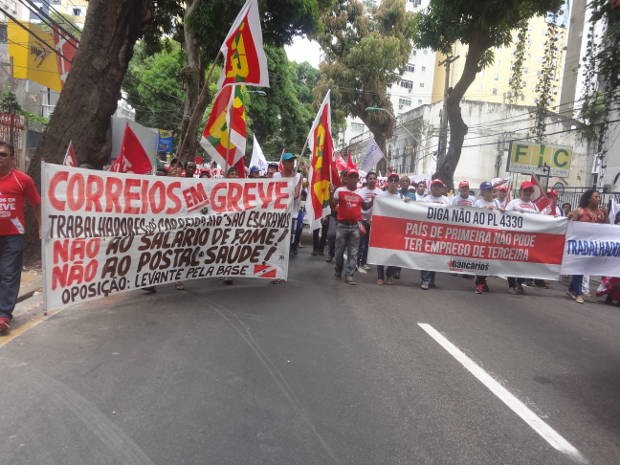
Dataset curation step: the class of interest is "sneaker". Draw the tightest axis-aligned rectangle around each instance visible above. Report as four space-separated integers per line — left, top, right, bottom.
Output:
394 271 401 280
475 284 485 294
357 267 367 275
508 287 517 295
420 283 429 290
362 264 371 271
376 279 384 285
566 291 576 300
483 284 490 292
515 285 525 295
0 317 10 334
326 256 333 263
345 277 357 285
386 277 393 285
334 272 342 280
575 295 584 304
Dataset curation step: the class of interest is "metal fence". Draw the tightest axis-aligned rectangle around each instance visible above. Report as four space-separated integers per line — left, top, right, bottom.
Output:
556 188 620 211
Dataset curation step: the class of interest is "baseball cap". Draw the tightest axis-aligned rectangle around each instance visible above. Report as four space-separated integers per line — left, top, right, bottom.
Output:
520 180 535 190
431 178 446 187
282 152 296 161
495 184 508 191
479 181 493 191
250 165 260 173
346 168 359 177
458 181 469 188
387 173 400 181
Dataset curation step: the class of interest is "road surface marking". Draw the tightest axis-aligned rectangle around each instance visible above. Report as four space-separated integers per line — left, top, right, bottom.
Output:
418 323 588 464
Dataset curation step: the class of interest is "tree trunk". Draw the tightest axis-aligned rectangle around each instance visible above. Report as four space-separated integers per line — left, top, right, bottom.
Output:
175 0 203 162
434 36 489 189
23 0 153 264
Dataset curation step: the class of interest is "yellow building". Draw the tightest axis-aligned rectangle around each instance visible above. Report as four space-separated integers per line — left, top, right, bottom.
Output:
431 15 567 107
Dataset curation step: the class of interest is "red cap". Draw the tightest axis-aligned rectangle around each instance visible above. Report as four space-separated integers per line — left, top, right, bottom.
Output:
387 173 400 181
495 184 508 191
346 169 359 177
547 190 558 198
458 181 469 188
520 180 535 190
431 178 446 187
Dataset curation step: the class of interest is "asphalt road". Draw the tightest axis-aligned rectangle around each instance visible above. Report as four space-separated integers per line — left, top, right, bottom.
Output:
1 246 619 465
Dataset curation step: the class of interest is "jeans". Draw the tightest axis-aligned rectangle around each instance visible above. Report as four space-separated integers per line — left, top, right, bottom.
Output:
507 277 524 288
312 219 328 253
569 275 584 297
378 265 400 280
421 270 435 286
357 220 371 266
0 235 24 320
334 222 360 279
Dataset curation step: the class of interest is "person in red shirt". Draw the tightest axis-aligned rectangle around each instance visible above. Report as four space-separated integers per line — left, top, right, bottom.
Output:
329 169 372 285
0 142 41 333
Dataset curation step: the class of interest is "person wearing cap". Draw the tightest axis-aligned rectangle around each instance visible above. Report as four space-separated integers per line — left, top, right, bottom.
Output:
542 190 563 216
418 179 450 289
472 182 500 294
248 165 261 178
274 153 303 257
451 180 476 207
494 184 509 209
329 168 373 285
503 180 540 294
356 171 380 273
376 173 403 284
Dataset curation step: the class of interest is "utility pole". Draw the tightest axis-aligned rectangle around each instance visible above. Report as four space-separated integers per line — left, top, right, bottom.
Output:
437 55 459 162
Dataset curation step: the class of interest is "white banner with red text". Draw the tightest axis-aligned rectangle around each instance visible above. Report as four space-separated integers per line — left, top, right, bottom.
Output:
368 197 567 280
41 163 294 309
560 221 620 276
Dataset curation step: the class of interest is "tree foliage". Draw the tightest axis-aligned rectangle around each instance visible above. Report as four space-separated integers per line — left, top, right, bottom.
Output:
314 0 415 154
413 0 563 188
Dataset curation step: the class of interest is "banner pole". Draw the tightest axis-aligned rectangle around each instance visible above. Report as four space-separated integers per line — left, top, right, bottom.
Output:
224 84 235 172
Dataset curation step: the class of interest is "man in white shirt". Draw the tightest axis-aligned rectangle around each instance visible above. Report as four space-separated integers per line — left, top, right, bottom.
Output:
273 153 303 256
451 180 476 206
419 179 450 289
357 171 380 272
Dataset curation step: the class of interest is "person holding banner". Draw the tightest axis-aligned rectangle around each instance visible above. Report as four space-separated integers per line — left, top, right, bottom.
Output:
376 173 404 285
273 153 302 257
451 181 476 207
329 169 373 285
0 141 41 334
357 171 380 273
495 185 509 209
419 179 450 289
504 180 540 294
567 189 609 304
473 182 500 294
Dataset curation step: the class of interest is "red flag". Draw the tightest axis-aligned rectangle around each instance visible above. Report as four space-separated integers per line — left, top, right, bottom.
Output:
218 0 269 89
346 153 357 170
109 124 153 174
53 26 78 88
199 85 247 169
530 175 551 211
234 157 246 178
335 153 347 172
306 91 336 228
63 140 77 167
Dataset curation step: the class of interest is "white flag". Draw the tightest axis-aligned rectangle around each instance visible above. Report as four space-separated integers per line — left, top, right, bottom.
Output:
359 137 384 173
250 134 268 174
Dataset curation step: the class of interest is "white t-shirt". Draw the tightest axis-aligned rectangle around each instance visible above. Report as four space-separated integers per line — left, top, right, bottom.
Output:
451 195 476 207
505 198 539 214
358 186 381 221
273 172 302 214
474 198 500 209
379 190 403 201
421 194 450 205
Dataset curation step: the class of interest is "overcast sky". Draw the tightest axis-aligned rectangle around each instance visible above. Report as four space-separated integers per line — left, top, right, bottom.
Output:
284 36 322 69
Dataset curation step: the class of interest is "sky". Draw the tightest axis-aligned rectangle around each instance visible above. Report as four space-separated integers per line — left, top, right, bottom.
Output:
284 36 322 69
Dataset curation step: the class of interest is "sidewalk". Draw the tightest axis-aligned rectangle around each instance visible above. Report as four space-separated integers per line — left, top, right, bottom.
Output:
18 268 43 303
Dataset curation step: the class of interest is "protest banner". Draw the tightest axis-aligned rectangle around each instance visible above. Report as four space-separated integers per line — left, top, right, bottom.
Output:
560 221 620 276
368 197 567 280
41 163 294 309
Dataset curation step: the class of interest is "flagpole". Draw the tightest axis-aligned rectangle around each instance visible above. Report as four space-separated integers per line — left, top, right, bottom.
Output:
224 84 235 172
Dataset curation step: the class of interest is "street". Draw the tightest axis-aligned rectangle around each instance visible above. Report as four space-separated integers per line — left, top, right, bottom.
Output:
1 247 619 465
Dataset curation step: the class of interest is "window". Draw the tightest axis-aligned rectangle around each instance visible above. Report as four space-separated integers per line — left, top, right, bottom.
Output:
351 122 365 132
419 82 425 88
492 88 498 95
400 79 413 90
412 50 417 56
0 24 6 44
73 7 82 16
406 64 415 73
421 66 426 72
398 97 412 108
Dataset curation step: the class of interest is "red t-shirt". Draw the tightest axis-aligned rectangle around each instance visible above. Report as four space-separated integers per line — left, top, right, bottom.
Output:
333 187 363 222
0 169 41 235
